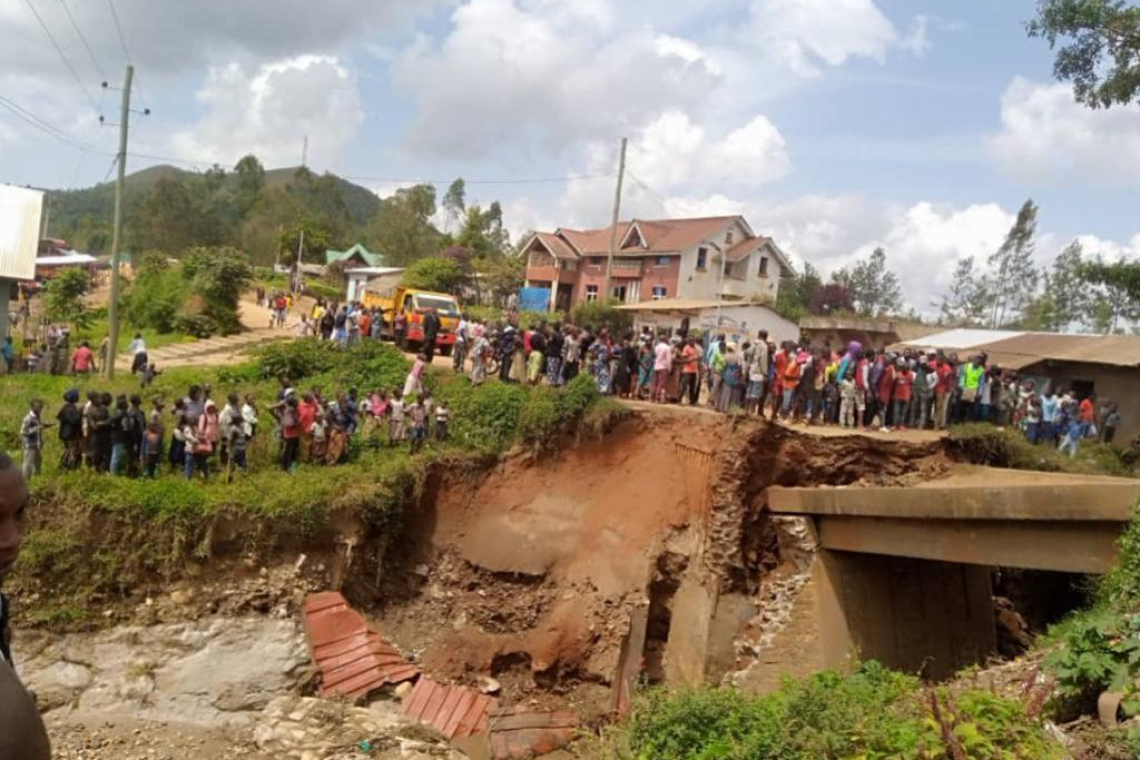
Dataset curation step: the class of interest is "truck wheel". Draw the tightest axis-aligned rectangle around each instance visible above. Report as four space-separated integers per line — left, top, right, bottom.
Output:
440 345 453 357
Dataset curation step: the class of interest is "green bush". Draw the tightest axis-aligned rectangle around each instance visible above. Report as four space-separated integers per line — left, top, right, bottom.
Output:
44 268 93 328
569 298 632 336
123 253 190 333
1047 610 1140 714
401 257 464 294
171 314 217 338
182 247 254 334
599 662 1064 760
257 338 345 380
443 380 529 451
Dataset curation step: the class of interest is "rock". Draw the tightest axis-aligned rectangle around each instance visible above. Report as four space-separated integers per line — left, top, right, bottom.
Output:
477 677 501 695
28 660 94 710
394 682 414 699
169 590 194 607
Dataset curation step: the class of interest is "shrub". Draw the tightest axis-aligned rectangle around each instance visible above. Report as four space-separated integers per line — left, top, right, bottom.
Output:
569 298 631 336
44 268 93 328
182 247 253 334
123 252 189 333
171 314 217 338
599 662 1065 760
443 381 529 452
257 338 344 380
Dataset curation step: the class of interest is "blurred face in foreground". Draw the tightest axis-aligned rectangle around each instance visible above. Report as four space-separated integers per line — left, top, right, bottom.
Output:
0 467 29 585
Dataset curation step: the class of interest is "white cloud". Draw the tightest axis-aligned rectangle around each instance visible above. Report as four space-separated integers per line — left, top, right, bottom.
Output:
391 0 724 158
745 0 914 76
166 56 363 169
989 77 1140 187
1074 233 1140 262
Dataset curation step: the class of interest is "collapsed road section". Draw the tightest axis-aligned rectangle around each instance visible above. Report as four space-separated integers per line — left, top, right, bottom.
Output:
18 410 1140 758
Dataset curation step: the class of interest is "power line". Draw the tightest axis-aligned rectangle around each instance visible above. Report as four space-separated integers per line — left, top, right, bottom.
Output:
20 0 100 111
339 172 615 186
56 0 106 80
104 0 148 110
0 94 95 151
625 169 673 215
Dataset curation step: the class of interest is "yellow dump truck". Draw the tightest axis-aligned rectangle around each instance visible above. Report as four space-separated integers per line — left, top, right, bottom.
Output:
363 286 461 354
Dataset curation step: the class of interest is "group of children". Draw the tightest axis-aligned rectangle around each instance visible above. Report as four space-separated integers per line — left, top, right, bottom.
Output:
269 378 451 473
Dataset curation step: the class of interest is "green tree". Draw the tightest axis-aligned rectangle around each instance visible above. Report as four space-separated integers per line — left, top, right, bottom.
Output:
831 247 903 317
1028 0 1140 108
233 154 266 218
1082 257 1140 303
123 252 188 333
775 262 822 322
1085 254 1140 331
1023 240 1093 330
131 177 196 255
988 199 1040 328
279 219 333 265
938 257 991 326
443 178 466 232
366 184 442 265
476 254 524 307
401 256 464 294
182 247 254 334
44 268 92 327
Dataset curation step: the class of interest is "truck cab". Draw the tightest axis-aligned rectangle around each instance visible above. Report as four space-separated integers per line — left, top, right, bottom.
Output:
366 287 461 354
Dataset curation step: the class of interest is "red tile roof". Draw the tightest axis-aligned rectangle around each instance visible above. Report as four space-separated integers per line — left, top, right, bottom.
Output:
532 232 578 260
725 235 771 262
552 216 740 257
402 676 497 741
303 592 419 699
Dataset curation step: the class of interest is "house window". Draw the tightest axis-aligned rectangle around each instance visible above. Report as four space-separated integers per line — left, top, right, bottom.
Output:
696 247 708 270
585 285 599 302
590 256 603 266
562 259 577 271
656 255 671 267
652 286 667 300
725 229 735 245
758 256 769 277
612 285 628 302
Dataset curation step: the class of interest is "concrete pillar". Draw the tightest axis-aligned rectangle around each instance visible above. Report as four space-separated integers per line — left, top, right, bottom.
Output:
815 551 996 680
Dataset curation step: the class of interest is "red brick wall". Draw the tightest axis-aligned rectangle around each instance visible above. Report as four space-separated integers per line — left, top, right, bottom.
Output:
639 256 681 301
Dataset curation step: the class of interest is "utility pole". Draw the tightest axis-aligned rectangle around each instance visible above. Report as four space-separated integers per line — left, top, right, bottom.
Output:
302 135 308 168
602 137 628 302
293 226 305 294
105 64 133 379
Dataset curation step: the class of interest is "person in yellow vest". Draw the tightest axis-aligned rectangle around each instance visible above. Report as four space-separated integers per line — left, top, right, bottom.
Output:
958 354 986 423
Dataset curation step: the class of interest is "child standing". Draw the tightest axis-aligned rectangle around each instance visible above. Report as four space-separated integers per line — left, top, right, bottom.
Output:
839 369 857 428
389 391 406 447
435 400 450 442
141 421 163 478
408 399 427 454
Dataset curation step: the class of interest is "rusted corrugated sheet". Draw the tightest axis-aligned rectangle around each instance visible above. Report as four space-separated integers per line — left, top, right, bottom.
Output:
303 592 419 699
487 706 581 759
402 677 496 740
979 333 1140 368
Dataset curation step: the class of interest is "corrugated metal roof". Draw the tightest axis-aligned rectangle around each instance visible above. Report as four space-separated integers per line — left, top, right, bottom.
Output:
894 329 1140 369
303 592 419 699
898 328 1026 350
975 333 1140 369
402 676 496 740
487 706 580 759
0 184 43 280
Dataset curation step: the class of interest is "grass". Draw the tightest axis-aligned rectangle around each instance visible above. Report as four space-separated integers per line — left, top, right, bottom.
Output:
3 341 615 624
946 423 1137 477
590 662 1065 760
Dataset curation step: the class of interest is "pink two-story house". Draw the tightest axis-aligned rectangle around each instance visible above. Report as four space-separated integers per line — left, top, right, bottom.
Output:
519 215 794 312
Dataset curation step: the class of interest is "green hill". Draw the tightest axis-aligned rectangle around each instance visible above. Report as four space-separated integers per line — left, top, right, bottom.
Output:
46 164 381 239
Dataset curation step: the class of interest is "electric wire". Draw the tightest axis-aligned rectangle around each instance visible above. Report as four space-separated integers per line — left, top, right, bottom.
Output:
56 0 106 81
20 0 100 110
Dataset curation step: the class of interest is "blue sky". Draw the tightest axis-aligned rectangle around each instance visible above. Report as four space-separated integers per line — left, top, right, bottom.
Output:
1 0 1138 310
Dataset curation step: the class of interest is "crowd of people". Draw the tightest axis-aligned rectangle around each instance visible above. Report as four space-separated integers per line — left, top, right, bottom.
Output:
442 317 1125 457
16 374 452 482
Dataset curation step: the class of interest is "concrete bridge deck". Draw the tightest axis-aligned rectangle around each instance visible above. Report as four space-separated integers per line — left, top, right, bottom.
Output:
769 467 1140 573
